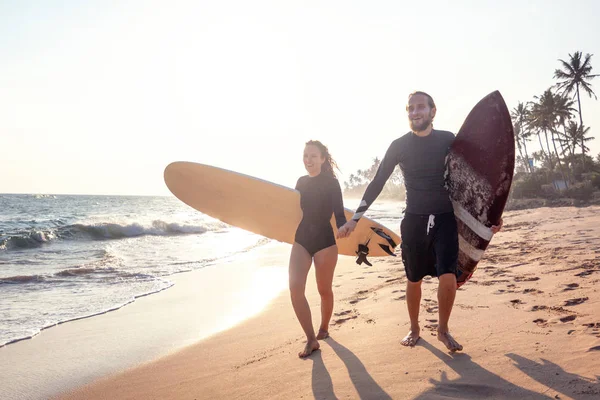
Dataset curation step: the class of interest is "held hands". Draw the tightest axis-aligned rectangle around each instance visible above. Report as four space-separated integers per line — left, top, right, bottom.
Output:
491 218 503 234
337 220 357 239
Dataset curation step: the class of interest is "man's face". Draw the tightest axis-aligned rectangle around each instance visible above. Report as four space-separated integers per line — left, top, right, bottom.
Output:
407 94 436 132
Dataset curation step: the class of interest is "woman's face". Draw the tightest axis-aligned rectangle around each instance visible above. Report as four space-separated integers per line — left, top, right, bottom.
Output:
303 145 325 176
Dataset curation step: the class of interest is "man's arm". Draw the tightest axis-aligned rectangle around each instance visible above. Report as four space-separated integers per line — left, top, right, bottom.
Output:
337 141 400 238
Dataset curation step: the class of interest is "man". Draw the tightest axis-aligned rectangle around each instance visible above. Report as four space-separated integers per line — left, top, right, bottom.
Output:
337 91 501 352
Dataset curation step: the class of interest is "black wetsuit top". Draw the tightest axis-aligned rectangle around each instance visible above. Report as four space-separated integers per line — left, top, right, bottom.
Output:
353 129 455 219
295 173 347 256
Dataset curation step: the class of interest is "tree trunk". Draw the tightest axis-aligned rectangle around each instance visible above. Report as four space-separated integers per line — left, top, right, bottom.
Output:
516 142 525 172
576 84 585 168
523 140 532 173
544 130 554 170
551 129 568 188
537 133 549 167
561 124 574 181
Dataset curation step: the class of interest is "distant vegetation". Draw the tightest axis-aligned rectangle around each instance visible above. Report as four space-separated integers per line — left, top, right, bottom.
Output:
509 50 600 208
342 157 405 200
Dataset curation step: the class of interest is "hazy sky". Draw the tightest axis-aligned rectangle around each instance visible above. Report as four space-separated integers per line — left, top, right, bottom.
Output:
1 0 599 195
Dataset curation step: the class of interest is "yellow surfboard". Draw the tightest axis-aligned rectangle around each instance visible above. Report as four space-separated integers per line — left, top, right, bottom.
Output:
164 161 400 259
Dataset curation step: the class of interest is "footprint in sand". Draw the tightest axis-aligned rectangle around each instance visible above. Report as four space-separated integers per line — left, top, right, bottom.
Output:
575 270 599 277
332 310 359 325
560 315 577 323
563 283 579 291
564 297 588 306
357 290 369 295
393 295 406 301
523 288 543 294
425 306 438 313
333 315 358 325
349 297 367 305
514 276 540 282
510 299 525 306
424 323 438 331
588 346 600 352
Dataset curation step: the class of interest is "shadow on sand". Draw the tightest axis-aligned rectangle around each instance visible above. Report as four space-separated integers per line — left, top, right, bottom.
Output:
310 336 392 400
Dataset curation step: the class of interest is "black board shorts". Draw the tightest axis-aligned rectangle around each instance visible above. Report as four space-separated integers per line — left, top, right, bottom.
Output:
400 212 459 282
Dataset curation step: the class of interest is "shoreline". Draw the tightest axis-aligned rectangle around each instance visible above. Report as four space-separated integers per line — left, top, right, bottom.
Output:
0 243 290 400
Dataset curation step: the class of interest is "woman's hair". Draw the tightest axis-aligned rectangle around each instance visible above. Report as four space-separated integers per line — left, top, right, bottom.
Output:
305 140 339 178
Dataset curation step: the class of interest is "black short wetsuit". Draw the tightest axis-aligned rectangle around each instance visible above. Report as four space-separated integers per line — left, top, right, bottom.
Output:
295 173 347 257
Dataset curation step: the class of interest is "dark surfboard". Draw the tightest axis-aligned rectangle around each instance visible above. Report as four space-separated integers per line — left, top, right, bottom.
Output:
446 91 515 287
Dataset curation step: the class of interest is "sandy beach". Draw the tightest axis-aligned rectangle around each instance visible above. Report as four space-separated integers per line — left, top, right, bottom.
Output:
4 206 599 399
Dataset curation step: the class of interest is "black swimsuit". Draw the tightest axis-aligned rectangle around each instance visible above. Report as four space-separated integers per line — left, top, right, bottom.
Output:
295 173 347 257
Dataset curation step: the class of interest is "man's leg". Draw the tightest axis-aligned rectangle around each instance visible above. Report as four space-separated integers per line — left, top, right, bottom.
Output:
401 278 422 346
435 213 462 352
437 272 462 351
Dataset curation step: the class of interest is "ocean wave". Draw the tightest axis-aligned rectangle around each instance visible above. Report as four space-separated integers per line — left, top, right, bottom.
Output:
1 267 157 286
0 230 56 250
63 220 212 240
0 274 46 284
0 220 217 250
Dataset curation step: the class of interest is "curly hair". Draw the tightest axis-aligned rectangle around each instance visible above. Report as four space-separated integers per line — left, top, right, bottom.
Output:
305 140 340 178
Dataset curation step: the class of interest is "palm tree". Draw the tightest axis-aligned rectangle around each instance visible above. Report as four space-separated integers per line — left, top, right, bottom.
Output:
511 102 532 172
552 93 576 180
529 89 568 185
554 51 599 165
564 122 594 155
529 90 556 168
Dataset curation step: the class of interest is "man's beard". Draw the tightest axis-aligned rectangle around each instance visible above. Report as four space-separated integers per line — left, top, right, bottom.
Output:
409 115 432 132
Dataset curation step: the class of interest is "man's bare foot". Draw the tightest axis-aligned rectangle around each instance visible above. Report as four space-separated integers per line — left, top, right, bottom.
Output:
316 329 329 340
400 329 420 347
437 331 463 352
298 339 320 358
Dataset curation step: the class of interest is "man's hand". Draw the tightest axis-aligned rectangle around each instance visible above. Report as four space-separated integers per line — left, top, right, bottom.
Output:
491 218 503 234
337 220 358 239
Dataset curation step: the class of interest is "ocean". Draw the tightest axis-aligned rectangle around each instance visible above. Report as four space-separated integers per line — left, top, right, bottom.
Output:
0 194 403 348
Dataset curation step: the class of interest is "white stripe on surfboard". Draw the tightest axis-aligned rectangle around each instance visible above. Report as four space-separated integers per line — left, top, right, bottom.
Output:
458 234 485 262
452 202 494 241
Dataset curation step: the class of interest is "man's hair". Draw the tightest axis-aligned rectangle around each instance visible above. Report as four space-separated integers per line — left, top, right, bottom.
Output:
408 91 436 109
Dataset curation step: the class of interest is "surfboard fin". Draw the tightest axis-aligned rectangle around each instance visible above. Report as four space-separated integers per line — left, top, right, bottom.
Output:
378 244 396 257
356 244 372 267
370 227 398 249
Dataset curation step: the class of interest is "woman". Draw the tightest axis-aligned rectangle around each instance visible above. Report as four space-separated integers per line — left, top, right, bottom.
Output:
290 140 347 358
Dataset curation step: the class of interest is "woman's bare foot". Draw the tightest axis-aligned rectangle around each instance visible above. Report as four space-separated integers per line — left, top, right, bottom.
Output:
298 339 320 358
400 329 420 347
316 329 329 340
437 330 463 352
